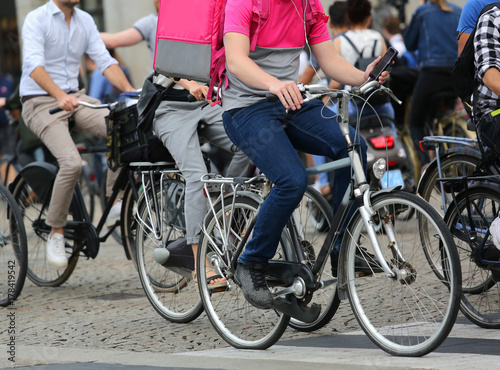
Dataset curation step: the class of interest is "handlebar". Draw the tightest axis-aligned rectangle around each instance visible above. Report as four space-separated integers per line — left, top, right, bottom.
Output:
49 100 119 115
265 81 402 106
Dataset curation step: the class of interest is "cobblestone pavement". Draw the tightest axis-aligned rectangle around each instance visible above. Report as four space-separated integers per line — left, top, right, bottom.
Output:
1 238 359 360
3 228 500 369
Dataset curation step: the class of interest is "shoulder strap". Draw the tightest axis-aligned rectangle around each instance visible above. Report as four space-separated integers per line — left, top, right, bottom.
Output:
370 39 378 58
250 0 270 51
302 0 328 34
341 34 362 57
341 33 363 58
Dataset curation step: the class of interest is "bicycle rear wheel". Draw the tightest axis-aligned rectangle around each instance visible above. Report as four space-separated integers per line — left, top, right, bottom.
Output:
418 153 480 216
10 175 78 286
288 186 340 332
445 185 500 328
0 183 27 306
136 176 203 323
197 195 290 349
341 191 461 356
121 181 140 268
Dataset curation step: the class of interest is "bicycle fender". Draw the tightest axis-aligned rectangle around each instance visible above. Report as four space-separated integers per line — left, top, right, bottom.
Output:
225 190 263 205
18 162 58 204
371 186 402 198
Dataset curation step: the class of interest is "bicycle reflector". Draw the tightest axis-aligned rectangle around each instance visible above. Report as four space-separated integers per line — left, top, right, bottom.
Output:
369 135 394 149
372 158 386 180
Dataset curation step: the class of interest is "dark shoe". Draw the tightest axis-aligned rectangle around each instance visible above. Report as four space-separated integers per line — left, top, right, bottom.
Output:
234 262 273 309
331 247 384 277
482 242 500 261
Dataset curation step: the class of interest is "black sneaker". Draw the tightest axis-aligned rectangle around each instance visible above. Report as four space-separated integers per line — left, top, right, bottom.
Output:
331 247 384 277
482 241 500 261
234 262 273 309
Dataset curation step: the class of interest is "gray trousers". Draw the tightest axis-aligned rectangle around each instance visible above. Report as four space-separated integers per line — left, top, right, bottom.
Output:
22 91 118 228
153 100 248 245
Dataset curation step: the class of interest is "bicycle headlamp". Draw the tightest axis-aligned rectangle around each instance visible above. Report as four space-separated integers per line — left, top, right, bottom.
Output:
372 158 387 180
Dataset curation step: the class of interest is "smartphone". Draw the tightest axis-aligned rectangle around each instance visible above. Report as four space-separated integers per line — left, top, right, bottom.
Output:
368 47 398 81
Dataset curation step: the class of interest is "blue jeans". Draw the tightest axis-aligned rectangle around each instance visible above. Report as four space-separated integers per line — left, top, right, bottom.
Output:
223 99 367 264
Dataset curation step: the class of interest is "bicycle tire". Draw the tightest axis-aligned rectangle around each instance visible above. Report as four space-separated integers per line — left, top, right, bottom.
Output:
0 182 27 306
418 153 480 216
341 191 461 356
100 168 122 244
288 186 340 332
121 181 139 268
136 176 202 323
10 175 78 286
444 184 500 329
197 195 291 349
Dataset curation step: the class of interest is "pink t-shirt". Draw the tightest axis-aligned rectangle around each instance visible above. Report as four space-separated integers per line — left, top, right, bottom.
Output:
222 0 330 110
224 0 330 48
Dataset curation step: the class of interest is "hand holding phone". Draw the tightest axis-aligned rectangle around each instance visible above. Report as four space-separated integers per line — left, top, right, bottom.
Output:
368 47 398 81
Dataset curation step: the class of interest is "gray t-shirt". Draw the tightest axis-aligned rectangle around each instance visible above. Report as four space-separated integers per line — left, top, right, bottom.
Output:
133 14 158 66
222 47 302 112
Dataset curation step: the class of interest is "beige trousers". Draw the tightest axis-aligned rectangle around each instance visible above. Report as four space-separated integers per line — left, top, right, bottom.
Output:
22 91 118 228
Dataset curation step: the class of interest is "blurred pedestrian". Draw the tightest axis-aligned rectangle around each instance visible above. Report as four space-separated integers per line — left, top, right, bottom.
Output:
404 0 461 166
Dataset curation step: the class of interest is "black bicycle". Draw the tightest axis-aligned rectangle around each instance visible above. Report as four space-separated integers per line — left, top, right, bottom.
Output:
9 98 143 286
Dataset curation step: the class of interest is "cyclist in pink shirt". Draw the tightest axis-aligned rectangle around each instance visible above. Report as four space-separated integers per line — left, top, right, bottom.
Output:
222 0 389 309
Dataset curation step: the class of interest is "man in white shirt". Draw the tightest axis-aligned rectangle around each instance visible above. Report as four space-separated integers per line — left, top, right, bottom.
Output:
20 0 135 268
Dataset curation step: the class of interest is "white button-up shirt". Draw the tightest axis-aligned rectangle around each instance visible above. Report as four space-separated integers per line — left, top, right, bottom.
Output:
20 0 117 97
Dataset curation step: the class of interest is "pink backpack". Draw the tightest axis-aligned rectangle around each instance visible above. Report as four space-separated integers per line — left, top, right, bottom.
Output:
154 0 323 104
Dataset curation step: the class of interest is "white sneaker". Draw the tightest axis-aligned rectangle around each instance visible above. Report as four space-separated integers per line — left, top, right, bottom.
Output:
106 200 122 227
490 217 500 250
46 233 68 268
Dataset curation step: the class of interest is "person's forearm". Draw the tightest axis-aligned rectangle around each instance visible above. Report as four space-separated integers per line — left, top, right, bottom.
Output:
484 68 500 97
30 66 67 100
100 29 143 49
102 64 135 92
458 33 470 55
174 79 199 91
298 65 316 85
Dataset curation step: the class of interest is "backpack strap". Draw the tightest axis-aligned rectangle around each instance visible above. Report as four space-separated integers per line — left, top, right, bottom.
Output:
341 34 362 57
302 0 328 34
250 0 270 51
369 39 378 58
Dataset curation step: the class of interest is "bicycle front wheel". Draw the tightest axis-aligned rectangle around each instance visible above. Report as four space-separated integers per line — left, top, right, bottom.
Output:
288 186 340 332
341 191 461 356
445 184 500 328
136 176 203 323
0 183 27 306
198 195 291 349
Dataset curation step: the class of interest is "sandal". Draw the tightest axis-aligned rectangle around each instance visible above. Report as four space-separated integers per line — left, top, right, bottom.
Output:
192 268 228 290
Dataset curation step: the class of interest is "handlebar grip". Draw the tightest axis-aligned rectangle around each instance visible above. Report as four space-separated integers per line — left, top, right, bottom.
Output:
187 94 197 102
49 106 63 115
266 93 279 103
